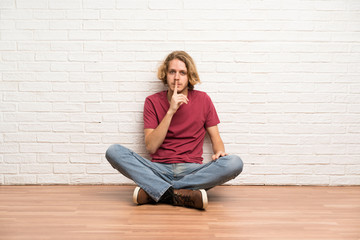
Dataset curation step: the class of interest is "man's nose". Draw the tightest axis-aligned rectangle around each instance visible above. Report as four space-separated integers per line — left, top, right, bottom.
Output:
174 72 179 79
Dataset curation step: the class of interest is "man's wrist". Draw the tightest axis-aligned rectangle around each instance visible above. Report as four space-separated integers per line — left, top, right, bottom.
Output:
167 109 176 116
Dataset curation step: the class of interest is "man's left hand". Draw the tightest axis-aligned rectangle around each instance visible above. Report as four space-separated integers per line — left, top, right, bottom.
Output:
212 151 228 161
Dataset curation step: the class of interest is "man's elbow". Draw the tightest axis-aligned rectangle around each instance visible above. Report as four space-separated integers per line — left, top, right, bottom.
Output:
146 144 157 155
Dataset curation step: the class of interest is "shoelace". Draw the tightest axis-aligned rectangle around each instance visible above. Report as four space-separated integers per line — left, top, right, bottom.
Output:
173 193 195 207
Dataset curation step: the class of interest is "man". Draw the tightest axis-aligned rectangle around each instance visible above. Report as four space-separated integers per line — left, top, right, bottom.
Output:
105 51 243 210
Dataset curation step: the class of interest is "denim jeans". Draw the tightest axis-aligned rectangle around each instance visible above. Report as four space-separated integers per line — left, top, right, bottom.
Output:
105 144 243 202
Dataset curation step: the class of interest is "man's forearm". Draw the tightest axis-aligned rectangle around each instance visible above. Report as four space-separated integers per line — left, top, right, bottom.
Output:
212 139 225 154
145 111 174 154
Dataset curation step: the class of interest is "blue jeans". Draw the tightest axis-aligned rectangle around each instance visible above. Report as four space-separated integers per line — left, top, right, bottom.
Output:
105 144 243 202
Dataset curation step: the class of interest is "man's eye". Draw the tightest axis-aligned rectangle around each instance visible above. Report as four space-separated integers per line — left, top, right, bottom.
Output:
169 70 175 74
180 72 187 75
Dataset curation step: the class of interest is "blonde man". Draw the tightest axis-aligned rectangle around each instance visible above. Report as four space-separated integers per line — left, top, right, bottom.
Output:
106 51 243 210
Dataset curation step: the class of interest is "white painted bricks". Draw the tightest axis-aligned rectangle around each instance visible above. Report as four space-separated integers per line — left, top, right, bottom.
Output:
1 0 360 186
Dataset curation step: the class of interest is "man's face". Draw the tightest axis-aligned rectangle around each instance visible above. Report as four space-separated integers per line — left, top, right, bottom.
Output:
166 59 189 93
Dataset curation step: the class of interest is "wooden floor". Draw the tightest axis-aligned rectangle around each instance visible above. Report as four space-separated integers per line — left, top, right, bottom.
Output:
0 185 359 240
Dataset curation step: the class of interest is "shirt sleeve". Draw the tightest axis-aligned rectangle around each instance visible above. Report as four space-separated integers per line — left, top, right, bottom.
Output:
204 93 220 128
143 97 158 129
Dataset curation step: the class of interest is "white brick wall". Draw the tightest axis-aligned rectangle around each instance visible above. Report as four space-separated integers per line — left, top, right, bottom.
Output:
1 0 360 186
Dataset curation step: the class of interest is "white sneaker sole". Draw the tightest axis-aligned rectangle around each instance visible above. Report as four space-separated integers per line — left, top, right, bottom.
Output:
200 189 208 210
133 186 141 204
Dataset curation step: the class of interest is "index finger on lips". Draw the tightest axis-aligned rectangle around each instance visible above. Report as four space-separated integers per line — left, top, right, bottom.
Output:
173 80 178 95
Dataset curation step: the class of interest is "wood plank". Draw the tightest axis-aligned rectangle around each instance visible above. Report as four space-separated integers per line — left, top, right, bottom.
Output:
0 185 359 240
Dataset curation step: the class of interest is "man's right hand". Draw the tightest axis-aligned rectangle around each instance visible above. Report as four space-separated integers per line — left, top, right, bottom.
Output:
168 80 189 115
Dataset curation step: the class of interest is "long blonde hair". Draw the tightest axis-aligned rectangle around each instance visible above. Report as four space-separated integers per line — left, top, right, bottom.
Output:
157 51 201 90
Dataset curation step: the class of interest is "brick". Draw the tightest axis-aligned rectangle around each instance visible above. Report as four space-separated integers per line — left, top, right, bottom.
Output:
149 0 182 9
53 144 84 153
71 175 103 184
101 113 135 122
36 93 70 102
0 164 18 174
296 175 330 185
314 165 345 175
0 103 17 112
85 123 118 133
35 52 68 61
300 154 330 165
37 175 69 184
86 82 118 92
102 72 135 82
18 63 50 72
34 30 68 40
86 164 115 174
132 10 167 20
345 165 360 175
265 175 298 185
84 63 118 72
5 175 37 185
54 164 85 174
20 143 52 153
83 0 115 9
0 0 15 8
17 0 48 9
49 0 82 9
85 103 118 113
69 52 100 62
2 52 34 61
69 72 101 82
84 144 108 154
0 41 16 50
69 31 100 40
38 154 69 163
70 154 102 164
100 10 132 19
35 72 68 82
50 20 82 29
70 134 100 143
37 133 69 143
102 53 135 62
52 83 85 92
37 113 68 122
330 176 360 186
0 62 17 71
19 82 52 92
0 143 19 153
116 0 147 9
51 63 83 72
349 104 360 113
15 20 49 30
53 123 84 133
103 174 133 184
102 134 142 144
70 113 102 123
83 20 114 30
1 10 33 19
66 10 100 19
4 155 37 164
51 42 83 51
33 10 66 19
20 164 52 174
18 42 51 51
4 133 37 142
0 124 18 133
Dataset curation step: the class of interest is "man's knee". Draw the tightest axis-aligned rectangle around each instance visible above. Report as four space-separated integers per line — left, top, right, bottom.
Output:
222 155 244 175
105 144 118 160
105 144 129 164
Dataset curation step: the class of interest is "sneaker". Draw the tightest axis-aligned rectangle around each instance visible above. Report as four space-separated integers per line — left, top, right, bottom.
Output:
132 186 155 205
172 189 208 210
